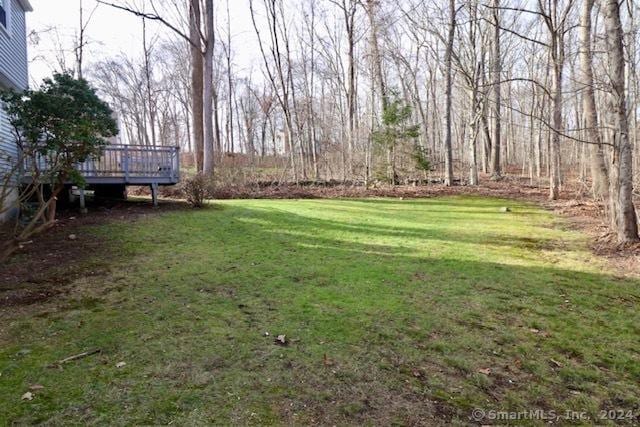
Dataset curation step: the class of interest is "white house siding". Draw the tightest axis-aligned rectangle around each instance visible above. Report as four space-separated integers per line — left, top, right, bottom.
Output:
0 0 30 221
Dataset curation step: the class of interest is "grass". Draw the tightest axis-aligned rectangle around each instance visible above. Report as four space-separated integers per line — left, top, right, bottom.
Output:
1 196 639 425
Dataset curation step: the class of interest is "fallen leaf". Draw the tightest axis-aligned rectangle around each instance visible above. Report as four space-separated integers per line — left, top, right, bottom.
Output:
29 384 44 391
477 368 492 376
21 392 33 401
116 361 127 368
411 368 423 378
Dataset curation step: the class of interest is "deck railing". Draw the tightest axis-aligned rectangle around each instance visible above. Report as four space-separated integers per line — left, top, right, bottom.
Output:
78 144 180 181
23 144 180 185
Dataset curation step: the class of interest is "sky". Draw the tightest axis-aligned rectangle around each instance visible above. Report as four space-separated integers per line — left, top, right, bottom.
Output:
26 0 259 86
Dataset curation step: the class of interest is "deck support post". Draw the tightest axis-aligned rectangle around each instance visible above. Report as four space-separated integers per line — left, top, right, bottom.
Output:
150 182 159 208
79 188 88 214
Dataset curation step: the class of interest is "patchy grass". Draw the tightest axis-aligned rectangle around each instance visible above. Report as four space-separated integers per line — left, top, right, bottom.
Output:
1 196 639 425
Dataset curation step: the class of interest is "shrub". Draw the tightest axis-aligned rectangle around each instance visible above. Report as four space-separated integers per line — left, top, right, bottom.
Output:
182 173 209 208
0 73 117 261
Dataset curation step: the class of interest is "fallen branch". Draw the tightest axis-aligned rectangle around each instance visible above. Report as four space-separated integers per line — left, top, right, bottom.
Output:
48 349 101 368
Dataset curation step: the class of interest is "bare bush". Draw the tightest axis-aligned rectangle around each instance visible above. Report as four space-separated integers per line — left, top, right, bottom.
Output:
182 173 209 208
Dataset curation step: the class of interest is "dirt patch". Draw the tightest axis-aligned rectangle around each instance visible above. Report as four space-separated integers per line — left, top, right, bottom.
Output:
0 200 190 309
1 286 64 307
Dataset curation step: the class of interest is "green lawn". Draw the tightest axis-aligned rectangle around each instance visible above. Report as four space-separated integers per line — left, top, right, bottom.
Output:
1 196 639 425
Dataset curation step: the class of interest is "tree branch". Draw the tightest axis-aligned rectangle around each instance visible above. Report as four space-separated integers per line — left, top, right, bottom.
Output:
95 1 199 50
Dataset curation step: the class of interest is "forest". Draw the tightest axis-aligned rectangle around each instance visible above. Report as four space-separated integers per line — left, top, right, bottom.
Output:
64 0 640 244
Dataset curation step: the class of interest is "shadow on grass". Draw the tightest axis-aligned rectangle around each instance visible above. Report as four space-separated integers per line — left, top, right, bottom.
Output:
2 199 640 425
212 204 640 423
229 204 562 252
90 201 638 423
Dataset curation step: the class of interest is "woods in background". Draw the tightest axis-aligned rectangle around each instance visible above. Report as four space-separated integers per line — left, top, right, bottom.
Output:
47 0 638 243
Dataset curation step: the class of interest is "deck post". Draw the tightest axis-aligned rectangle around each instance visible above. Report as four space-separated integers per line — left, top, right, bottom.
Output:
79 188 88 214
173 147 180 182
150 182 159 207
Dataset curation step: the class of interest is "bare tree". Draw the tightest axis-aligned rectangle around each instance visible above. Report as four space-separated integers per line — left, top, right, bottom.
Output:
189 0 204 170
97 0 213 173
249 0 299 182
330 0 358 177
365 0 396 183
600 0 639 243
443 0 459 186
75 0 99 80
539 0 574 200
578 0 609 203
489 0 502 179
202 0 215 175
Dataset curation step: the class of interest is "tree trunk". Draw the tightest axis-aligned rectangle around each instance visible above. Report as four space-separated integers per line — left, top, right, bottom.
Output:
443 0 456 186
467 0 480 186
549 53 562 200
579 0 610 201
142 18 157 146
490 0 502 179
547 14 566 202
468 85 480 186
347 5 356 177
225 0 234 155
601 0 640 243
202 0 215 176
366 0 393 183
190 0 204 172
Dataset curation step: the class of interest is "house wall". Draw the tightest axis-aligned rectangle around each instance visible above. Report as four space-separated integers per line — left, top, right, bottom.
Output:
0 0 29 90
0 0 29 222
0 104 18 222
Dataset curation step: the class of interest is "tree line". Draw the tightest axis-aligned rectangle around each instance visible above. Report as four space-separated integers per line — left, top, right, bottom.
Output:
63 0 638 243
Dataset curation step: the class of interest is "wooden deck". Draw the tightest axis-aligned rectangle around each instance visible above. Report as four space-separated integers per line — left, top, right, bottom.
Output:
23 144 180 186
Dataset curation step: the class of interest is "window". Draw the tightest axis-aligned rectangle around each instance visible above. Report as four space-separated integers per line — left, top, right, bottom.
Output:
0 0 7 30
